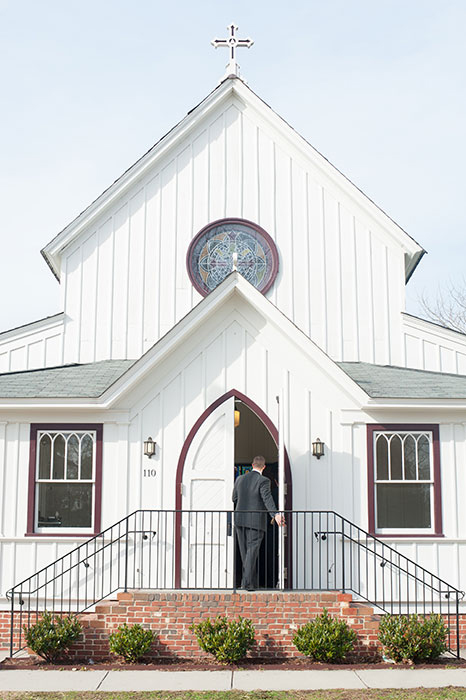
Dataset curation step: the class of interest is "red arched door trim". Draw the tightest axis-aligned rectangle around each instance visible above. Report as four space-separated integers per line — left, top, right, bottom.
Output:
174 389 293 586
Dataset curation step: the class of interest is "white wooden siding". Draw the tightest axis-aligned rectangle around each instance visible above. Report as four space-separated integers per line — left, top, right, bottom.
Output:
0 316 64 373
2 302 466 603
402 313 466 373
59 96 406 366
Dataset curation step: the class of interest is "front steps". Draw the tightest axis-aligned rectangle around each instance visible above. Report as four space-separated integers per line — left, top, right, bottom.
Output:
68 590 382 661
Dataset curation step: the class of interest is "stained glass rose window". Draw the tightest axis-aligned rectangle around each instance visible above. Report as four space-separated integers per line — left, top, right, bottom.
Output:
187 218 279 296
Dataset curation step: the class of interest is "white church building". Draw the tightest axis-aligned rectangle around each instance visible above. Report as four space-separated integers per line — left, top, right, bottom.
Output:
1 26 466 655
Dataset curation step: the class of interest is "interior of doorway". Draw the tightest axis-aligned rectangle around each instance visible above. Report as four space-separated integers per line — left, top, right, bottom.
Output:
234 400 279 589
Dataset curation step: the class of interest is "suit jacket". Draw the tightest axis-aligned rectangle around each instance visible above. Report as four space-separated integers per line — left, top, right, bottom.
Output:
232 469 278 531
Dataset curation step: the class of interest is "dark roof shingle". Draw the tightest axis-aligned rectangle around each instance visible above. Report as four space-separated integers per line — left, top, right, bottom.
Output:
0 360 135 398
338 362 466 399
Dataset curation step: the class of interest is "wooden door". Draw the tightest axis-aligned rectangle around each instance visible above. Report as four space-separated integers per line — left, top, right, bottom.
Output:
180 397 235 588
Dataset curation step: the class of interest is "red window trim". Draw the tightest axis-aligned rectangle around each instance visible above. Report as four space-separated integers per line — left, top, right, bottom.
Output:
366 423 443 538
26 423 103 537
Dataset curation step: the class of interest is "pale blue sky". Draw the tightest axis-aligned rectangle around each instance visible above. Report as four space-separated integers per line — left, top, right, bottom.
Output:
1 0 465 331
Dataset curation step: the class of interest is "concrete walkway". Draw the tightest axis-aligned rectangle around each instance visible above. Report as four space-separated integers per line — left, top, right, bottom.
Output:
0 668 466 691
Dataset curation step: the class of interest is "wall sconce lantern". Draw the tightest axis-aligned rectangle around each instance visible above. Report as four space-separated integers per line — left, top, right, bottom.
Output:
143 437 157 458
312 437 325 460
234 409 241 428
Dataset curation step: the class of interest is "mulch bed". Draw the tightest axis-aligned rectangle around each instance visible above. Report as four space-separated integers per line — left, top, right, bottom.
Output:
2 656 466 672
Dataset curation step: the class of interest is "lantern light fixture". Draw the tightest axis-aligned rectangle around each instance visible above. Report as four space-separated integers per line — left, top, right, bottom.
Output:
143 437 157 458
234 409 241 428
312 437 325 460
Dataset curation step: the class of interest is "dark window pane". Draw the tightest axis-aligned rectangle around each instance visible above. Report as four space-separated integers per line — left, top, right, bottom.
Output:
404 435 416 480
67 435 79 480
80 435 93 480
38 435 51 479
37 483 92 528
376 484 431 529
376 436 388 480
52 435 65 480
418 435 431 480
390 435 402 480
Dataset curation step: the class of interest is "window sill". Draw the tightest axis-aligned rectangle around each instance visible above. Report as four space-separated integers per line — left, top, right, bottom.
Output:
370 532 444 539
25 532 98 538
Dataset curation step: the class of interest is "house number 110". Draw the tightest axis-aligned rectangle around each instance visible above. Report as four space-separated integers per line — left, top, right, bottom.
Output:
143 469 156 477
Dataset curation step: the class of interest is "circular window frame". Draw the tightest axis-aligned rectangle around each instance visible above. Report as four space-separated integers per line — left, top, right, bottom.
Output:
186 218 279 297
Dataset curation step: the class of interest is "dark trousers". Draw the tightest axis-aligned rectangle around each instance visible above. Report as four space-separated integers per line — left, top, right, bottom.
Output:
235 526 264 589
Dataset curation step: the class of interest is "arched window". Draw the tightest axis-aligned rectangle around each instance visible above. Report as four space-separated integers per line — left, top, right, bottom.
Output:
368 424 442 536
27 424 103 535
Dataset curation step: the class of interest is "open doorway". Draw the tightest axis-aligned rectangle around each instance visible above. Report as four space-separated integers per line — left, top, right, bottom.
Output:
234 400 279 589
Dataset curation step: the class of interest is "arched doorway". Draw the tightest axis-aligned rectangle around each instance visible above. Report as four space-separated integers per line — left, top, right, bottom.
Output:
174 390 292 588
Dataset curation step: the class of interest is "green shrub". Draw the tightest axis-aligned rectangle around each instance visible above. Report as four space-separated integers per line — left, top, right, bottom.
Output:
293 608 357 662
378 613 448 663
23 611 82 663
109 623 156 663
191 616 255 664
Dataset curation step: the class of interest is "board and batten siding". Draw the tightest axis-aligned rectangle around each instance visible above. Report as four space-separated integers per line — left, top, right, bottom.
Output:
1 308 466 600
402 313 466 374
0 316 64 373
60 96 406 367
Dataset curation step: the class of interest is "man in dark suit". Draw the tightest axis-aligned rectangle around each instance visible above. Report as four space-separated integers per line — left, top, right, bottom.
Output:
232 455 285 590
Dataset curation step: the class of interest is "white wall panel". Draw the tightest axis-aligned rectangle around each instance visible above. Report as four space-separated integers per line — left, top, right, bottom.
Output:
127 189 146 358
355 224 375 363
225 105 241 216
175 145 193 322
0 318 64 373
94 218 114 360
402 314 466 374
79 232 98 363
63 247 82 363
371 237 389 365
9 347 26 372
159 161 177 337
143 176 161 352
111 204 130 359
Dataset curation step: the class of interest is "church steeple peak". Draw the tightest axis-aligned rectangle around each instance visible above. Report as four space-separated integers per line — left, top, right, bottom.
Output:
211 23 254 81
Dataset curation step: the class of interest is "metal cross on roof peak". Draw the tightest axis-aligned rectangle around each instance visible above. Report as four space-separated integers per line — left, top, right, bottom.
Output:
211 23 254 80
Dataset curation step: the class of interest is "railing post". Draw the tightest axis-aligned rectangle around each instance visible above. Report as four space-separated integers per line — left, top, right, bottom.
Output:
9 590 14 658
456 592 460 658
341 518 346 593
124 516 129 592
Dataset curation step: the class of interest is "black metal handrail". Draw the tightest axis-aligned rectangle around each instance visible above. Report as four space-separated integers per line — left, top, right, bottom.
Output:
6 509 464 657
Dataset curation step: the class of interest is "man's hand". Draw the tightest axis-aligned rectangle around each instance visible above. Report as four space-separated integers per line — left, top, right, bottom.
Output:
274 513 285 526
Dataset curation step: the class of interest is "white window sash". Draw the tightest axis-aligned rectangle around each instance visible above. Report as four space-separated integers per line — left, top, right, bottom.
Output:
35 430 97 534
373 430 435 533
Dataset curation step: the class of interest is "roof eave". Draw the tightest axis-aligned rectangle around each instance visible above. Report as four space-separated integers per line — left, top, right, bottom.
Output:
405 248 426 284
362 397 466 410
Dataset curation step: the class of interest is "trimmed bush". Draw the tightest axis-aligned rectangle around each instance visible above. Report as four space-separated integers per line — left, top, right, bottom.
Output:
109 623 156 663
191 616 255 664
23 611 82 663
378 613 448 663
293 608 357 662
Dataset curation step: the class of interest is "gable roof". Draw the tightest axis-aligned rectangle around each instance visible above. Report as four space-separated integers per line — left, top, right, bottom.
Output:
0 360 134 398
338 362 466 399
41 77 424 282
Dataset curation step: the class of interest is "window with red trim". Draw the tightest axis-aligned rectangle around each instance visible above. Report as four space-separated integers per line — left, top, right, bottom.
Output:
27 424 102 536
367 424 442 536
